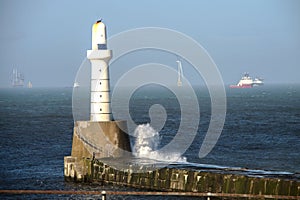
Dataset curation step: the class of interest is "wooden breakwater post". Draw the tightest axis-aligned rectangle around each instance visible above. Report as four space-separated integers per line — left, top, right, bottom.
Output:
64 157 300 197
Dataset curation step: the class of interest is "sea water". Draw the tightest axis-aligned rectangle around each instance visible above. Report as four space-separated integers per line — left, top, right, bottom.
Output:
0 85 299 199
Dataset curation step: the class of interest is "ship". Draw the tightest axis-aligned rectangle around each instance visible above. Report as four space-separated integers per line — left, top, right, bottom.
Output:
27 81 33 88
253 77 264 86
230 73 264 88
73 82 80 88
11 69 24 87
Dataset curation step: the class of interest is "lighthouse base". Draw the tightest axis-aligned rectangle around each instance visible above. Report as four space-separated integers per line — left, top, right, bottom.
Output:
64 120 132 181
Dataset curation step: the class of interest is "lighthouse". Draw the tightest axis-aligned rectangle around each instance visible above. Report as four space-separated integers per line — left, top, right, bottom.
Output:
87 20 112 121
65 21 131 181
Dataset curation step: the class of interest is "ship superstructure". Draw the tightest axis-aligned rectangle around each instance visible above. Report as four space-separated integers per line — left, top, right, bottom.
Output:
12 69 24 87
230 73 264 88
253 77 264 86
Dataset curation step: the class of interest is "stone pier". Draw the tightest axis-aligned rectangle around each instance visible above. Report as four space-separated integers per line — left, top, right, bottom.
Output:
64 120 300 197
64 120 131 181
65 157 300 197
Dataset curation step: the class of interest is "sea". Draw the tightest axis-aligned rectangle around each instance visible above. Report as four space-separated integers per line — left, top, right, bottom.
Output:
0 84 299 199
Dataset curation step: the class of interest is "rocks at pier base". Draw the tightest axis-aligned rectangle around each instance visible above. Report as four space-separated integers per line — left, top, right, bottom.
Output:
64 157 300 197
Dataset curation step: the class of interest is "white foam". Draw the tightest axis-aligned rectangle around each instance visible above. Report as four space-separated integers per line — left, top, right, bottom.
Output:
132 123 187 163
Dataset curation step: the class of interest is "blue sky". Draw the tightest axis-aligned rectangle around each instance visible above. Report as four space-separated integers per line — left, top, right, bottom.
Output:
0 0 299 87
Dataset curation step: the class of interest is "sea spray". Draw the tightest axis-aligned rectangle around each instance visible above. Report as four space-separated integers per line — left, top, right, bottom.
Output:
133 123 187 162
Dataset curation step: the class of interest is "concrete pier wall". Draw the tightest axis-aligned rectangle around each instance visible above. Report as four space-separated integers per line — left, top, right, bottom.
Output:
64 120 131 181
64 158 300 197
71 120 131 159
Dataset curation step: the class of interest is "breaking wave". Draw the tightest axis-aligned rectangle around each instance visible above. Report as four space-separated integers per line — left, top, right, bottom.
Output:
132 123 187 162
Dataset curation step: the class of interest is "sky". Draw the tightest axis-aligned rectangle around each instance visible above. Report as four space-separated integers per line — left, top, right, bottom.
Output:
0 0 300 87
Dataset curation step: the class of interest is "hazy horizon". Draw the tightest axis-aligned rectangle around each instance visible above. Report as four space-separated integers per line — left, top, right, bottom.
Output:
1 0 299 87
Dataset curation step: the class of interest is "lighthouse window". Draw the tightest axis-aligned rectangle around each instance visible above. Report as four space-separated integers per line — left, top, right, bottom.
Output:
99 82 102 85
100 95 102 98
100 108 102 111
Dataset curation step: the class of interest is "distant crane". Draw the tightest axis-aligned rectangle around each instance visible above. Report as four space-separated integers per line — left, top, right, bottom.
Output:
176 60 183 87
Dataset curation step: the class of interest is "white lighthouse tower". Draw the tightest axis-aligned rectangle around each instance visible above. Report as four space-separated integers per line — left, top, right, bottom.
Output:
64 21 131 180
87 20 112 121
